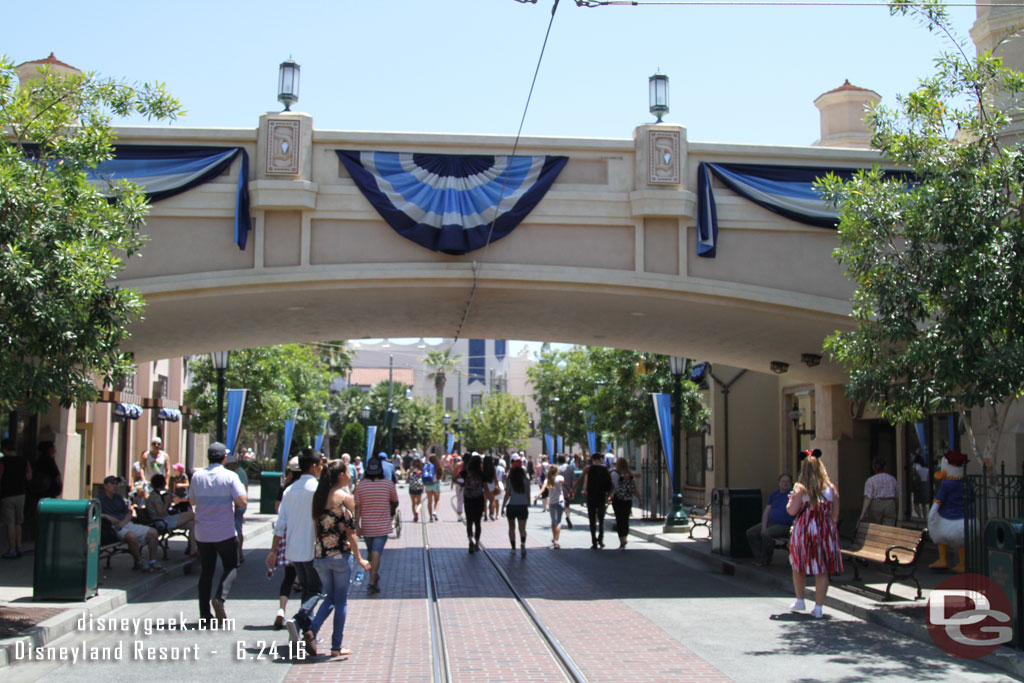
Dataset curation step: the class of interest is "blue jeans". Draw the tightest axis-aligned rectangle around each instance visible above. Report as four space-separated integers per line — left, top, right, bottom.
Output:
310 554 353 650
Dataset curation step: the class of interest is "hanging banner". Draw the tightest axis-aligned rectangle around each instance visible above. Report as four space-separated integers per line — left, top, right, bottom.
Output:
544 433 554 457
336 150 568 254
314 420 327 452
695 161 912 259
366 425 378 462
586 431 597 454
225 389 248 456
651 393 674 481
281 419 295 471
446 432 455 454
556 435 564 454
494 339 507 362
948 415 957 451
468 339 486 385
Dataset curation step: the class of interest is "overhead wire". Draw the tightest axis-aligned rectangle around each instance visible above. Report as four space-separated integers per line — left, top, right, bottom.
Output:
452 0 562 344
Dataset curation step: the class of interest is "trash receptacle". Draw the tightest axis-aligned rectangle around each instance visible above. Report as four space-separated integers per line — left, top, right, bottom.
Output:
985 518 1023 648
33 499 100 601
260 471 283 514
711 488 763 558
572 469 584 506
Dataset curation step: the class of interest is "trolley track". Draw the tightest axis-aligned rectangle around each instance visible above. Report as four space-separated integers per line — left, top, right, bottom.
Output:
420 522 587 683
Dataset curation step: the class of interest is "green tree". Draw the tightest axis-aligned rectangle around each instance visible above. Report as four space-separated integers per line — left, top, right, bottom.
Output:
422 347 462 405
464 391 531 453
0 56 181 412
527 346 707 452
185 345 332 458
819 1 1024 467
355 381 444 453
336 421 365 459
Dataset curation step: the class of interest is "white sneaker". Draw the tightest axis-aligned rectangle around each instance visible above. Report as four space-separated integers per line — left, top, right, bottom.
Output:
457 515 464 522
285 619 299 643
790 599 806 612
811 605 823 619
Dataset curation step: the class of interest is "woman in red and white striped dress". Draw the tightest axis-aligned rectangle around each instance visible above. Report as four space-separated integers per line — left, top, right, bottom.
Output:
786 453 842 619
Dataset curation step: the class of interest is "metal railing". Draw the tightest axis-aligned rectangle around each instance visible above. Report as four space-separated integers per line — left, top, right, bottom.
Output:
964 466 1024 575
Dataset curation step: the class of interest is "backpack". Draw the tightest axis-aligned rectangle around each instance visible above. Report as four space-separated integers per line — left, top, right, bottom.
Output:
613 473 635 501
408 471 424 493
422 462 436 484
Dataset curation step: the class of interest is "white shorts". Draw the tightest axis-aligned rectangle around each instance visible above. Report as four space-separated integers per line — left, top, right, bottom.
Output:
116 522 154 541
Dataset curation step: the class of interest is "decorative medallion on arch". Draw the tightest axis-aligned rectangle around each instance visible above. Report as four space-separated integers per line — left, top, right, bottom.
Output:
649 129 680 185
266 119 301 175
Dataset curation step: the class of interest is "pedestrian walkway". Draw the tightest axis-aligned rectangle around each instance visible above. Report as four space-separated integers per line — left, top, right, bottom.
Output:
2 483 1018 682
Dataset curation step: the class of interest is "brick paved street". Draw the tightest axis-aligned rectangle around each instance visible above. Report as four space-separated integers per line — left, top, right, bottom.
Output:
7 485 1016 683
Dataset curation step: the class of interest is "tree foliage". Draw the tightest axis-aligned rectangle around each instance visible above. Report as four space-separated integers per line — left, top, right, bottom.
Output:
527 345 707 450
185 345 332 458
464 391 531 453
334 381 444 453
0 56 182 412
818 1 1024 465
422 347 462 405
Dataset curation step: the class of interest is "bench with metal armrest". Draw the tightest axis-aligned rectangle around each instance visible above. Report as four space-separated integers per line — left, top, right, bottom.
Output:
841 522 927 600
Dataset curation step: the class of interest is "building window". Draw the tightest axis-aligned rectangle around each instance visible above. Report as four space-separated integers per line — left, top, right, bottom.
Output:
445 397 453 411
471 394 482 407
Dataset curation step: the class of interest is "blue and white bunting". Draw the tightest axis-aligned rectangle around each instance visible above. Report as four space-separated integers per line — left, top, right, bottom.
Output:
696 162 911 258
337 151 568 254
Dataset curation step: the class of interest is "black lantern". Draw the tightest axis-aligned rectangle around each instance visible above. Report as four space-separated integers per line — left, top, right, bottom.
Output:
278 59 300 111
649 73 669 123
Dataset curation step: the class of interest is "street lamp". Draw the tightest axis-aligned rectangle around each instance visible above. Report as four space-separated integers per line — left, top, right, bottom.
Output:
210 351 230 444
278 58 300 111
442 412 450 454
666 355 689 530
361 405 371 422
649 73 669 123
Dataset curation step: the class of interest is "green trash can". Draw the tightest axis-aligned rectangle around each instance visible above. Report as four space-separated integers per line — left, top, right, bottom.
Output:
571 469 585 505
260 471 283 514
33 499 100 601
985 518 1023 648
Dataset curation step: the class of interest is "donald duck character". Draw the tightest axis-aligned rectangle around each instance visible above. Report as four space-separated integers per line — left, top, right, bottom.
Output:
928 450 967 573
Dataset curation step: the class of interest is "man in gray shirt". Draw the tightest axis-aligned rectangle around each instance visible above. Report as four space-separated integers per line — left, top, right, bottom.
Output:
557 455 575 529
189 442 247 628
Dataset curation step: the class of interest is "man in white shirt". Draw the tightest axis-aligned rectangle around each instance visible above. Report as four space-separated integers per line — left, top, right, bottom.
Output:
266 448 323 652
189 442 247 627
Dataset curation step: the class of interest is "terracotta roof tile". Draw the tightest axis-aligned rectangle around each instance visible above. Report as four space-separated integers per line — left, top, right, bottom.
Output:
817 79 879 98
15 52 79 71
346 367 415 388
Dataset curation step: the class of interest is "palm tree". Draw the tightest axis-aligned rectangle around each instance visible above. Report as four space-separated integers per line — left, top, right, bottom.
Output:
422 347 462 406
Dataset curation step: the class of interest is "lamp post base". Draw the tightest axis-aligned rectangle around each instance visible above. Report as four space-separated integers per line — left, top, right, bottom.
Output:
663 493 689 533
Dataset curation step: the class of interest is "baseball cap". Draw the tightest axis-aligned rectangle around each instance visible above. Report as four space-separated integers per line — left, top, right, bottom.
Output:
378 451 388 459
208 442 229 459
287 456 301 472
510 454 522 462
172 463 185 472
151 437 162 444
103 475 120 485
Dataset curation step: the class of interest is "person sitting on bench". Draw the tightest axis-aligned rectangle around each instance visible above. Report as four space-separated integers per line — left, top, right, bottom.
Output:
746 473 795 567
148 473 198 556
98 476 163 572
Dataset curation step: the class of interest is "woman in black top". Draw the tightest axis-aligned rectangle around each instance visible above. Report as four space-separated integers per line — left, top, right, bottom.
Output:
460 455 486 553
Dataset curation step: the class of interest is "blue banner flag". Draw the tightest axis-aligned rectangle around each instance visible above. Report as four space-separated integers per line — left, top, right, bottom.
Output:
366 425 378 462
446 432 455 454
225 389 248 456
314 420 327 452
544 433 554 457
281 419 295 471
556 435 563 454
651 393 674 481
586 431 596 454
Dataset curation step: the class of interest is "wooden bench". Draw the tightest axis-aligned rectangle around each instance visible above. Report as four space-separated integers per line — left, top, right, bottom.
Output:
688 504 712 539
841 523 927 600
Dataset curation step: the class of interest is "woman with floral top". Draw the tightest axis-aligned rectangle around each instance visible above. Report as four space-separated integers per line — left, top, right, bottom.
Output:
308 461 371 658
407 459 424 522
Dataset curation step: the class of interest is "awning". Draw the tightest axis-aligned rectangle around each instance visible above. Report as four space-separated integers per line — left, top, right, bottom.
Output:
158 408 182 422
113 402 144 420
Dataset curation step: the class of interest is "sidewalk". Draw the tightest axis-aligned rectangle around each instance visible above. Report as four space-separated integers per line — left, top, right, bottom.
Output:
0 484 277 668
608 514 1024 680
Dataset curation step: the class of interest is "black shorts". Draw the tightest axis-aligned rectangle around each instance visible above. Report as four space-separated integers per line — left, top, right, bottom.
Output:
506 504 529 521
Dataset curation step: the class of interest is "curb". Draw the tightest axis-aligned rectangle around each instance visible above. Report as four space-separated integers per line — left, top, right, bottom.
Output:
0 516 276 669
614 519 1024 681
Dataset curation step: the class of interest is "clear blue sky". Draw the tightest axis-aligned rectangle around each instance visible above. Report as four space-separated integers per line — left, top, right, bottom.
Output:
3 1 977 145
